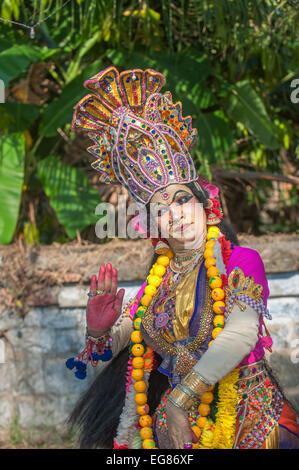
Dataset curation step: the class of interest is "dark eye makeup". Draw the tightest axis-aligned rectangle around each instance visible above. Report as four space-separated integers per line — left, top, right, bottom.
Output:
176 194 193 205
156 193 193 217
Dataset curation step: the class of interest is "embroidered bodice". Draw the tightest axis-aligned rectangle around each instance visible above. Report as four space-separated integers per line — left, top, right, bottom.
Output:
141 260 215 387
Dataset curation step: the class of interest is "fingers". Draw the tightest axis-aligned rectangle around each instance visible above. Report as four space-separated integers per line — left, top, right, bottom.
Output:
114 289 125 317
111 268 118 295
97 264 119 296
104 263 112 292
98 265 105 292
90 274 97 294
166 403 194 449
171 431 184 449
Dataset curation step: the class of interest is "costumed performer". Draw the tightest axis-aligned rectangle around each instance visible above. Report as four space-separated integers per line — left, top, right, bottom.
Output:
66 66 299 449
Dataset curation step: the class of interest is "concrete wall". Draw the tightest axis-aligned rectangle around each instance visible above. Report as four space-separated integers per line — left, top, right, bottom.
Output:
0 274 298 428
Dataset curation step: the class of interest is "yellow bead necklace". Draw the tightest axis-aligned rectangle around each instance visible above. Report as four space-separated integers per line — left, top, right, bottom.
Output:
131 225 229 449
130 249 174 449
190 225 226 446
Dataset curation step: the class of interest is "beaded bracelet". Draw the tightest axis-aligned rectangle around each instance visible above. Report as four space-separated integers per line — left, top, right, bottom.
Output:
85 327 111 344
65 329 114 379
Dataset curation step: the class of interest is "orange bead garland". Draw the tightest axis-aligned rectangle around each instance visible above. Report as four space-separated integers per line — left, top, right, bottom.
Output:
131 252 172 449
134 380 147 392
193 225 228 449
131 227 229 450
131 344 145 356
132 368 144 381
140 427 153 439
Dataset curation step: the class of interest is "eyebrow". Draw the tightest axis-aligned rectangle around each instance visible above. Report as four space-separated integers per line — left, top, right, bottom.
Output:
155 190 191 206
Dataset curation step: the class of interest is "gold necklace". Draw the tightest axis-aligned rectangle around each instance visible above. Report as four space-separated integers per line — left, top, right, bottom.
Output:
175 247 203 262
171 248 204 274
142 278 214 375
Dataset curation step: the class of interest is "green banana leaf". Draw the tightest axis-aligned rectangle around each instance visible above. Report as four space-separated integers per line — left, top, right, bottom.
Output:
0 132 25 244
0 103 40 132
195 111 234 165
0 37 13 53
0 44 43 85
108 49 213 115
225 80 279 150
39 58 104 137
65 31 100 84
107 49 210 92
38 156 102 239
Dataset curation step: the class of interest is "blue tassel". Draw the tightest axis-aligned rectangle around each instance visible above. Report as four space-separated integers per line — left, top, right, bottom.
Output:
75 369 86 380
92 352 102 361
75 361 87 372
65 357 76 370
101 349 113 362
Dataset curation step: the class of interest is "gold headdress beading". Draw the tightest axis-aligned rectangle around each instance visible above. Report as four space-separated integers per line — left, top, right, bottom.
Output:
72 66 198 204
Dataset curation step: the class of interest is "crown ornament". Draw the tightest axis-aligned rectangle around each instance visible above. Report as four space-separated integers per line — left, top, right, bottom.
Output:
72 66 198 204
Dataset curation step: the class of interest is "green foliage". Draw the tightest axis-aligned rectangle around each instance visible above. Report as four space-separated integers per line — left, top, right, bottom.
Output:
0 0 297 243
0 133 25 244
1 103 40 132
23 220 39 244
9 414 23 446
195 111 234 165
0 44 43 85
39 59 104 137
225 81 280 150
38 156 103 238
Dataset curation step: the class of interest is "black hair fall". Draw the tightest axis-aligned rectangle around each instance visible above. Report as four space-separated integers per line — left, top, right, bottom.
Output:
67 347 169 448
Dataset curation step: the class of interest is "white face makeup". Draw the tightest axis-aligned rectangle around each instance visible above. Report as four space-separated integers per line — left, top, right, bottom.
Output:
149 183 207 251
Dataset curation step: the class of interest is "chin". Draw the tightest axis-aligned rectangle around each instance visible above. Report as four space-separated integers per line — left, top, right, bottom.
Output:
171 231 196 245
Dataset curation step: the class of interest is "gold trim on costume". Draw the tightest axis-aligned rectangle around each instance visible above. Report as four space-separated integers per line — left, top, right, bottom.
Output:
264 423 279 449
226 267 263 303
124 296 138 318
173 263 201 340
141 272 214 364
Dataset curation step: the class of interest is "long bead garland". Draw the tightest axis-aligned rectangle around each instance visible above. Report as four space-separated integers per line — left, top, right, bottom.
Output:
131 225 237 449
131 225 226 448
130 249 174 449
193 225 239 449
187 225 226 445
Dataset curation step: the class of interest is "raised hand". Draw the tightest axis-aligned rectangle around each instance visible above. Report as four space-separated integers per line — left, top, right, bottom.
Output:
87 263 125 336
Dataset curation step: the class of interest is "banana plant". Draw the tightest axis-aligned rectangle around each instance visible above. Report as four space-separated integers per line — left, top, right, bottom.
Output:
0 0 297 244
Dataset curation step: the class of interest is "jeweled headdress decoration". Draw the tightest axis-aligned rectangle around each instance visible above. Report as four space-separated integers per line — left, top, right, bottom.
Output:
72 66 198 204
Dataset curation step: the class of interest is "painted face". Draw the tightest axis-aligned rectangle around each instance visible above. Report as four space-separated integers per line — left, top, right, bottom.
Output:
149 183 207 249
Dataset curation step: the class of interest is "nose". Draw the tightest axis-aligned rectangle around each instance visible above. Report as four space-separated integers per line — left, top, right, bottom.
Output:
169 205 181 225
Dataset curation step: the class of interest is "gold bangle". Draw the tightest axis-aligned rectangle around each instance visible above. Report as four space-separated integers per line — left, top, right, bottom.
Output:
180 370 211 397
167 384 196 411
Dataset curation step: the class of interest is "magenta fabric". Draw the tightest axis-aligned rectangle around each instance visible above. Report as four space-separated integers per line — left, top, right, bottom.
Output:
129 281 146 318
227 246 271 366
135 247 271 366
227 246 270 305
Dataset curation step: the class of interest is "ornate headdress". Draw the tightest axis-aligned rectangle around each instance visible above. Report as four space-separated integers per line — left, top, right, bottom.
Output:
72 66 198 204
